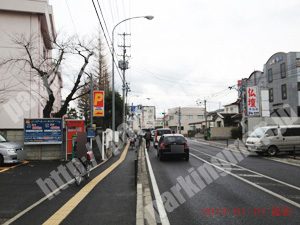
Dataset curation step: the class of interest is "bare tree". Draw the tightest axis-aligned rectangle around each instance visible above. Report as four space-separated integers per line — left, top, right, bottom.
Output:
0 33 95 118
77 32 111 124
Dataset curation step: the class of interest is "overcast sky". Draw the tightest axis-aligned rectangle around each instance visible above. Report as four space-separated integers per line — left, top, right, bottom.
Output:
49 0 300 116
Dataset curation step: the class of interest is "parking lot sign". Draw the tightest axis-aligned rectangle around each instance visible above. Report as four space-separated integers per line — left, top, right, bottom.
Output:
93 91 104 117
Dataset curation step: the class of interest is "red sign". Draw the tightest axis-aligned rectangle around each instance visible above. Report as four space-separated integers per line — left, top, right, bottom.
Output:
238 80 242 86
93 91 104 117
66 120 85 154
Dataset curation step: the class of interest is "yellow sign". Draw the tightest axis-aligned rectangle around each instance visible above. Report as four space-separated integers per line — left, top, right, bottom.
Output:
93 91 104 117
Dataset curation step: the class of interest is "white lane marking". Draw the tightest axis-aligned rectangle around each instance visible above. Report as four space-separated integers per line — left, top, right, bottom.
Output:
190 153 300 209
188 139 249 154
190 147 300 192
263 156 300 168
3 158 110 225
236 174 262 177
145 147 170 225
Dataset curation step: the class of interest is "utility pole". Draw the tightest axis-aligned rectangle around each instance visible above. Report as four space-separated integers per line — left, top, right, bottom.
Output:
90 73 93 150
163 110 166 128
241 79 247 143
125 82 130 125
178 106 181 134
204 100 207 129
118 32 131 128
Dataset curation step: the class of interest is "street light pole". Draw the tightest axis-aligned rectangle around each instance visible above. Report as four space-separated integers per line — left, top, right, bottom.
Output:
111 16 154 151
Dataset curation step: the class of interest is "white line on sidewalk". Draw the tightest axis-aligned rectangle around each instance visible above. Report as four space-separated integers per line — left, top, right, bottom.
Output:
144 148 170 225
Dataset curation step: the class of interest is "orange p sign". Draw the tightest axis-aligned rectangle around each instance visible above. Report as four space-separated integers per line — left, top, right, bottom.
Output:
93 91 104 117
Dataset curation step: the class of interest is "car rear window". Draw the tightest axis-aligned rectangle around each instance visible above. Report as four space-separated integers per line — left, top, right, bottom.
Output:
157 130 172 136
165 136 185 144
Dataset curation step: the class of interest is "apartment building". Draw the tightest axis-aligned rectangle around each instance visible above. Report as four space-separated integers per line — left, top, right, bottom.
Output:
168 107 205 135
128 105 156 130
0 0 60 129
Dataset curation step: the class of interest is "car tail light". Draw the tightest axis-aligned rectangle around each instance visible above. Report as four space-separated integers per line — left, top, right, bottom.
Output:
155 132 157 142
161 143 165 148
184 142 188 148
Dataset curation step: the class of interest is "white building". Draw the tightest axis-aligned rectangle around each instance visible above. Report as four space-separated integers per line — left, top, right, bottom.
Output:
128 105 156 130
168 107 205 135
0 0 60 129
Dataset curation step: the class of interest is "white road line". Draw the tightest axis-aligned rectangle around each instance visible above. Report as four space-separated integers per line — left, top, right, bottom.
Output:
3 158 109 225
263 156 300 168
190 153 300 209
190 147 300 192
145 148 170 225
189 139 249 154
236 174 262 177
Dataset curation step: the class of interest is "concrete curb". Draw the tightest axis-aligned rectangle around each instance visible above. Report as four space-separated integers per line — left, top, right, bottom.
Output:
136 141 156 225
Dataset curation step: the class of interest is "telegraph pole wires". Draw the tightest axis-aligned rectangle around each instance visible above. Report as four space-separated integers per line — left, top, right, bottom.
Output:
196 99 208 129
118 32 131 128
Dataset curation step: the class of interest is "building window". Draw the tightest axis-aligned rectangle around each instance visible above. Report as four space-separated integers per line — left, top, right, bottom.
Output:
187 115 193 119
281 84 287 100
280 63 286 78
269 88 274 102
190 126 195 131
297 58 300 67
230 107 233 112
217 121 221 127
170 115 174 120
268 69 273 83
197 115 203 119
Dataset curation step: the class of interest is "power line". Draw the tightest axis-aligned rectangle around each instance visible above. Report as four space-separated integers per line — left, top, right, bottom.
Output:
91 0 124 83
65 0 78 36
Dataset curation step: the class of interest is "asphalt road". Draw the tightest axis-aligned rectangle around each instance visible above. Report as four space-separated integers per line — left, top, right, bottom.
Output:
0 144 137 225
146 140 300 225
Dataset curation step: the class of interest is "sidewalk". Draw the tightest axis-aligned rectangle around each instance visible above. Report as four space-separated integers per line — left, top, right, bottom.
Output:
0 144 139 225
59 143 138 225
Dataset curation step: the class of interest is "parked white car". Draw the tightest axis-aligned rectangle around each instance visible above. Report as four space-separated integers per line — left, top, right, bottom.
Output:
0 134 24 165
246 125 300 156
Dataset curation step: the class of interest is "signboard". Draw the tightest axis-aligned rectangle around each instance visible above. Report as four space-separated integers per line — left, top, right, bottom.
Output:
87 128 95 138
93 91 104 117
24 119 62 145
136 105 142 113
247 87 260 116
66 120 85 154
131 106 136 112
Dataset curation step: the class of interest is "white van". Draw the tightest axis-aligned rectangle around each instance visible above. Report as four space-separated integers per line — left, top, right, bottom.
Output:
246 125 300 156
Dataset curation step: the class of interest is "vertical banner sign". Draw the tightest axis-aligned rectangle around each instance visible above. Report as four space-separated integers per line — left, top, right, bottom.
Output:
247 86 260 116
93 91 104 117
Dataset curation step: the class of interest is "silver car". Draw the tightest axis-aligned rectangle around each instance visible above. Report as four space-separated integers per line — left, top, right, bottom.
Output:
0 134 24 165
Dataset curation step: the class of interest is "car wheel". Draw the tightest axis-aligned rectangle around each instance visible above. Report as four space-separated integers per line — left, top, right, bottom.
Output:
267 146 278 156
185 154 189 161
0 154 3 166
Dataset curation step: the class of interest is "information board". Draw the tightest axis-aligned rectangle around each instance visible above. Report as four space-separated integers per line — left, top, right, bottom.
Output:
24 119 63 145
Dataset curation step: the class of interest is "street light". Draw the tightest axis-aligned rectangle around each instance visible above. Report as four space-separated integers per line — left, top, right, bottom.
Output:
111 16 154 150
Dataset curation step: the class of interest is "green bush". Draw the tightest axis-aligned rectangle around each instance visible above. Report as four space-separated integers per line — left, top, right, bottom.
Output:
231 127 242 139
